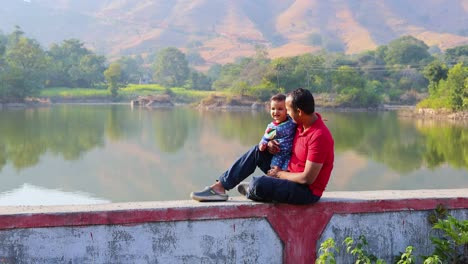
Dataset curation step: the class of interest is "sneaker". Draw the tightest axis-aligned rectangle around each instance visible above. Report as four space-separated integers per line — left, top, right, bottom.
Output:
237 182 250 197
190 186 228 202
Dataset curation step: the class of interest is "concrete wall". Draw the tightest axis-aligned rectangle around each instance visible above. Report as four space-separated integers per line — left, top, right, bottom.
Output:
0 189 467 263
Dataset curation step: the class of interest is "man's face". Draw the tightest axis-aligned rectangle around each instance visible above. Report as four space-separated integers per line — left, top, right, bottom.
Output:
285 96 299 124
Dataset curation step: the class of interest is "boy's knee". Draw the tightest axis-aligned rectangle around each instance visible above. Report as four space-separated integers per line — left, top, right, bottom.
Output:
250 176 271 195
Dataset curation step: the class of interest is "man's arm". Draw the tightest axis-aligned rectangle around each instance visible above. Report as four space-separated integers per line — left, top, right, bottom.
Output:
271 160 323 185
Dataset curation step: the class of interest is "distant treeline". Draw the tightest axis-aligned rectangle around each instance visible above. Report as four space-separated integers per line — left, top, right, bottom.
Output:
0 26 467 109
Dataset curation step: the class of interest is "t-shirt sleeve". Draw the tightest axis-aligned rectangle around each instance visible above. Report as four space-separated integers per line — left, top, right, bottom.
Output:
307 133 330 164
260 123 274 144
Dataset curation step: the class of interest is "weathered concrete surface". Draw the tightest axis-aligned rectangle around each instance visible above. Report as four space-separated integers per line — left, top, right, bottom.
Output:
0 218 282 264
0 189 467 263
319 209 468 262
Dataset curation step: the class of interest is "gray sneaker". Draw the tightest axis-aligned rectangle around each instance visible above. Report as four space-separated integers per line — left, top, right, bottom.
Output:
190 186 228 202
237 182 250 197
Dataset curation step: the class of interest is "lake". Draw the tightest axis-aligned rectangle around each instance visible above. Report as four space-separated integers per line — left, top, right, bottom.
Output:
0 105 467 206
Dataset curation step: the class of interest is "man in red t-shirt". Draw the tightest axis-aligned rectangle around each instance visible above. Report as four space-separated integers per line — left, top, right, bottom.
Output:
191 88 334 204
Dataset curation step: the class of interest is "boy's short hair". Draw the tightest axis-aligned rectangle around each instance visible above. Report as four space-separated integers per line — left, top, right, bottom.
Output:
270 93 286 102
288 88 315 114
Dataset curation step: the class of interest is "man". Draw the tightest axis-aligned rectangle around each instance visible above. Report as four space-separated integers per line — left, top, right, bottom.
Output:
191 88 334 204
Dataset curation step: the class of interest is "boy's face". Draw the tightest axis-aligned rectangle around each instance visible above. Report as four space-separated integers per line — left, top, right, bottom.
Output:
270 100 288 123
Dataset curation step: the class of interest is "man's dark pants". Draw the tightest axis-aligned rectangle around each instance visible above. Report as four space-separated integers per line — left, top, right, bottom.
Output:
218 145 320 204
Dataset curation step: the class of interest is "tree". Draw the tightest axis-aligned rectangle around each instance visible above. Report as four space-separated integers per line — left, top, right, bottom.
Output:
384 36 431 65
117 56 145 84
212 63 242 91
47 39 105 88
153 47 189 87
7 25 24 47
2 36 48 101
444 63 467 110
445 45 468 64
76 54 106 87
423 60 448 95
188 70 212 90
296 53 327 91
0 33 6 97
186 51 205 66
104 63 122 98
332 66 365 93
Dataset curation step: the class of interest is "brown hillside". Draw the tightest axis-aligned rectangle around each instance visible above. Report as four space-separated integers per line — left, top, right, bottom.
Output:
1 0 467 65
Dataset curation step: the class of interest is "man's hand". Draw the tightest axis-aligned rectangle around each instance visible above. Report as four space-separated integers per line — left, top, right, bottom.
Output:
258 142 267 151
267 140 280 154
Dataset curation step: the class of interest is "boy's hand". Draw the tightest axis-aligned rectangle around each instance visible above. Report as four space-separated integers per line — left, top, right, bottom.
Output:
267 140 280 154
267 166 281 178
259 143 267 151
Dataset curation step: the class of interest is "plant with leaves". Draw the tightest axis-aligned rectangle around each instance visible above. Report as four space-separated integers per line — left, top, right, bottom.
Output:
396 246 416 264
429 215 468 263
423 255 443 264
343 235 385 264
316 238 338 264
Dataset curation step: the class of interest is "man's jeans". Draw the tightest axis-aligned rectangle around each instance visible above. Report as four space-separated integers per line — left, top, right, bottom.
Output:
218 145 320 205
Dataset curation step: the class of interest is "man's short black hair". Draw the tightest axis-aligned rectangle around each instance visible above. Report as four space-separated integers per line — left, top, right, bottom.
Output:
288 88 315 114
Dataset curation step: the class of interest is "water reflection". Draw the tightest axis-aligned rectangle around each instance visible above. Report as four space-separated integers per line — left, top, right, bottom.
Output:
0 105 466 205
0 184 109 206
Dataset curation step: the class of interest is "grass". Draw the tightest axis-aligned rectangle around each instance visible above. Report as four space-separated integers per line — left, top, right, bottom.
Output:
40 85 220 103
40 87 110 97
417 97 452 110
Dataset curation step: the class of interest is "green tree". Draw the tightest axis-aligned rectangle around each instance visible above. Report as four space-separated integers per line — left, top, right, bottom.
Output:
445 45 468 64
117 55 145 84
186 50 205 66
423 60 448 95
356 50 387 82
0 33 6 99
2 36 48 101
7 25 24 47
384 36 431 65
422 63 468 110
153 47 189 87
47 39 105 87
104 63 122 98
444 63 467 110
332 66 365 93
296 53 327 91
187 70 212 90
212 63 242 91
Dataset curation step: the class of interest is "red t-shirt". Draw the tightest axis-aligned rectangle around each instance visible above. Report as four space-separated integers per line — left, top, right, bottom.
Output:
287 113 334 197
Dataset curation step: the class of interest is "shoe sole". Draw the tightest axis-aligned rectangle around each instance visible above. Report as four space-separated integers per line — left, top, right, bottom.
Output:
237 182 249 197
190 193 228 202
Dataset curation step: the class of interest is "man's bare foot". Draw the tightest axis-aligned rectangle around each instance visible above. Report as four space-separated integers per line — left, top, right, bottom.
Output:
210 181 226 194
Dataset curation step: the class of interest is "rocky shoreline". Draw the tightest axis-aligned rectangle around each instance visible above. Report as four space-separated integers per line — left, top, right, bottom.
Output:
1 96 467 120
397 107 468 120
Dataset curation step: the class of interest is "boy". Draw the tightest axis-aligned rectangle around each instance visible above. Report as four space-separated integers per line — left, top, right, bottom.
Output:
258 93 296 171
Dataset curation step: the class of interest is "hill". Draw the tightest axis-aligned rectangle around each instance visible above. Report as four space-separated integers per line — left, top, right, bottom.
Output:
1 0 467 66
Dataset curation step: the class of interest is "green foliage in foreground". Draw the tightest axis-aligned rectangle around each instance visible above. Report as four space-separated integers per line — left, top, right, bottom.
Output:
316 212 467 264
